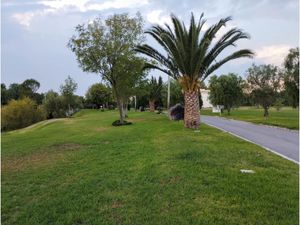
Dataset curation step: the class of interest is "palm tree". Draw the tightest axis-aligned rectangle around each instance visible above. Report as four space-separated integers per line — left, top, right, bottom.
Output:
148 76 163 112
136 13 254 129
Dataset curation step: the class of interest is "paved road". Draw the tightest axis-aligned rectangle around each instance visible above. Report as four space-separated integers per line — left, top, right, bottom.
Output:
201 115 299 163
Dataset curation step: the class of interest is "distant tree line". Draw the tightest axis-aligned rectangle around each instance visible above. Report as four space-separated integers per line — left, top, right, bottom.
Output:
208 47 299 116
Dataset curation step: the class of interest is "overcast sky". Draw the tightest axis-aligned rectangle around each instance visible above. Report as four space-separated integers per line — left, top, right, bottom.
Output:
1 0 299 95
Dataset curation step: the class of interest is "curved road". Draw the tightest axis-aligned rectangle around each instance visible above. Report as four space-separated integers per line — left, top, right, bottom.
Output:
201 115 299 163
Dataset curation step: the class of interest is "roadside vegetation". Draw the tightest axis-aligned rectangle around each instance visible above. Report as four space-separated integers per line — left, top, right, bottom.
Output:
2 110 298 225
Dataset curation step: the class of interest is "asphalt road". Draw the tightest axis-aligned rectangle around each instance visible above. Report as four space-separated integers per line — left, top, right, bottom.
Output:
201 115 299 163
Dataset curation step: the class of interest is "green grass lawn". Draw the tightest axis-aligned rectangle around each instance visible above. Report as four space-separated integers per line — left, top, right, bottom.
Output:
2 110 299 225
201 107 299 130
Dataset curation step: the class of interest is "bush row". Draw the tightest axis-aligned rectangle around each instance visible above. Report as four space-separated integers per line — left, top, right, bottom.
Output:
1 98 46 131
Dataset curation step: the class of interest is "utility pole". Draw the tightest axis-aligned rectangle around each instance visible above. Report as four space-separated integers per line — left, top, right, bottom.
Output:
167 76 170 109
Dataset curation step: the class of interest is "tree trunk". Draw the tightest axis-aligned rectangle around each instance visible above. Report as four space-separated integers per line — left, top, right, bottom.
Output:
123 101 128 118
149 100 155 112
263 106 269 117
116 97 124 124
184 91 200 129
227 107 231 115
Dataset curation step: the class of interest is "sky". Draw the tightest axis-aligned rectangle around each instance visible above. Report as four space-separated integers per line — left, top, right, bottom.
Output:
1 0 299 96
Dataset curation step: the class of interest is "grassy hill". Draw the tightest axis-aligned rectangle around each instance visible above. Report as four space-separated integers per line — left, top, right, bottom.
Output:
2 110 299 225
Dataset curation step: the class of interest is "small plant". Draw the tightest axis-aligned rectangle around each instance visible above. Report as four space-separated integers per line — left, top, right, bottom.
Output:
169 104 184 120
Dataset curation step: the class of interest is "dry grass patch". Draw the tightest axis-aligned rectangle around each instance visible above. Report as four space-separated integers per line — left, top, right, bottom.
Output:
95 127 109 132
2 143 83 172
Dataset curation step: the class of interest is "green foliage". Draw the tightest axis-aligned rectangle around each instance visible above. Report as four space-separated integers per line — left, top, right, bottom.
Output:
284 47 299 108
209 73 243 115
68 13 145 123
20 79 40 98
246 64 282 117
1 83 9 105
2 80 44 105
148 76 163 101
162 79 184 107
136 13 253 91
60 76 80 115
85 83 113 108
1 97 46 131
43 90 66 118
7 83 21 101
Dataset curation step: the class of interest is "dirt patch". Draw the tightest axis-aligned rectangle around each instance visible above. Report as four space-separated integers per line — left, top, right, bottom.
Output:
160 176 181 185
63 119 75 125
111 201 123 209
127 118 145 122
2 143 83 172
51 143 82 151
95 127 109 132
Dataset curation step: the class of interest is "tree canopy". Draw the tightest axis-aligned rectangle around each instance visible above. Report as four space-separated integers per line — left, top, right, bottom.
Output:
68 13 145 124
209 73 243 114
85 83 112 108
246 64 282 117
284 47 299 108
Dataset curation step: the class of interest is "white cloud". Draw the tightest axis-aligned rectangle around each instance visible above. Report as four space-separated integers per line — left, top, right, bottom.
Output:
87 0 149 11
11 0 149 28
146 10 172 26
38 0 148 12
12 12 35 28
255 44 291 65
38 0 90 12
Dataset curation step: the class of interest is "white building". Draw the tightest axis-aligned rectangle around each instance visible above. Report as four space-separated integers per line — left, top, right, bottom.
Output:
200 89 212 108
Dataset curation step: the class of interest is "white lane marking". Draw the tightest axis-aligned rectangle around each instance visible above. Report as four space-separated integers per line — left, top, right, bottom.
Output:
203 122 299 164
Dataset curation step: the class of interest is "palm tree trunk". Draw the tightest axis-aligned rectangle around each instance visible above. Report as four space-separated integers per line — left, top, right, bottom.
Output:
149 100 155 112
184 91 200 129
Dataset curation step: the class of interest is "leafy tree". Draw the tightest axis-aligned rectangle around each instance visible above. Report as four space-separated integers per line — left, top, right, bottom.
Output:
43 90 66 118
68 13 144 124
20 79 40 98
246 64 282 117
60 76 78 114
134 79 149 109
136 13 253 129
7 83 21 101
85 83 112 108
31 93 45 105
113 55 147 117
1 83 9 105
284 47 299 108
148 76 163 112
208 73 243 115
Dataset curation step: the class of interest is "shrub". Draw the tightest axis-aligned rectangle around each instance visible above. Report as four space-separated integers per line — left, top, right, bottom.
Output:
169 103 184 120
1 97 46 131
